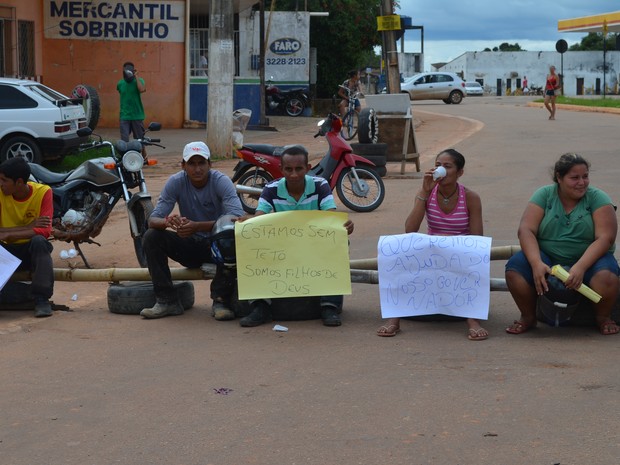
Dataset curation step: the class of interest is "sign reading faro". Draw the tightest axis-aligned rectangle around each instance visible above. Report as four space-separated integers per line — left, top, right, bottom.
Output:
270 38 302 55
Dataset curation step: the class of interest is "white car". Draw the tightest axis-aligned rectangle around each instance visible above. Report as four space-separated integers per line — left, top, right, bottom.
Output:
401 72 467 104
465 81 484 96
0 78 89 164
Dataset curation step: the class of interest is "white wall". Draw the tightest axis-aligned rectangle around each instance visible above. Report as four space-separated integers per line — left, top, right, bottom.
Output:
440 51 620 96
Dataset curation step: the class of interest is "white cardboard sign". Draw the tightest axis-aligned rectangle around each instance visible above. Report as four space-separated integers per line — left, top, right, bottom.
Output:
378 233 492 319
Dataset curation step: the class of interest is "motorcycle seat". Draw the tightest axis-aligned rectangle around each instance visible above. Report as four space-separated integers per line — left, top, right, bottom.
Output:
29 163 70 184
242 144 285 156
116 140 142 154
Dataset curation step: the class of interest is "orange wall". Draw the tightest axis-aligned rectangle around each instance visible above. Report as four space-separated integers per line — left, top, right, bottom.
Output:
6 0 187 129
41 39 186 129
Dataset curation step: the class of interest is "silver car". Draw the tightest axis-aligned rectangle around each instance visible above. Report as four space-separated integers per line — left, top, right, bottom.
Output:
401 72 466 104
465 81 484 96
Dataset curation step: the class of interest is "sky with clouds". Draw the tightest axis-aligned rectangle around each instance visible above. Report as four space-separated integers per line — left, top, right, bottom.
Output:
395 1 617 70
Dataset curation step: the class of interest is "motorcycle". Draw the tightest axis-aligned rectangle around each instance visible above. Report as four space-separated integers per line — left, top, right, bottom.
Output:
232 113 385 213
28 122 164 268
528 85 544 96
266 79 309 117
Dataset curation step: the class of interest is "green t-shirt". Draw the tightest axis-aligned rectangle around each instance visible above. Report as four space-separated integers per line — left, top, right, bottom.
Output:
117 78 145 121
530 184 615 264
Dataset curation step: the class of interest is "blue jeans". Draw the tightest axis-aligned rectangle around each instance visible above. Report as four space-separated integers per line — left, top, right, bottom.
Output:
505 250 620 286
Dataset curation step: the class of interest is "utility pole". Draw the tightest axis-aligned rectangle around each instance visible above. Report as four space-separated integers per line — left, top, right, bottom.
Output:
259 1 268 126
207 0 234 158
380 0 401 94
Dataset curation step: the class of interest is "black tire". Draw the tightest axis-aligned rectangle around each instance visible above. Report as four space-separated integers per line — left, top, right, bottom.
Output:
108 281 195 315
350 142 388 158
357 107 379 144
358 154 386 167
72 84 101 130
442 98 452 104
131 198 154 267
341 110 359 141
374 165 387 177
236 169 273 214
449 90 464 104
285 97 304 117
335 165 385 212
0 135 42 164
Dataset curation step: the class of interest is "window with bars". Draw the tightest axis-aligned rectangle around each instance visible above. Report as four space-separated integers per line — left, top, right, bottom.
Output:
189 12 241 77
0 7 35 79
18 20 34 78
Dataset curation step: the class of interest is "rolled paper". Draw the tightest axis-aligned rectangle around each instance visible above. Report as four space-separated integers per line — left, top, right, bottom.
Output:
550 265 602 303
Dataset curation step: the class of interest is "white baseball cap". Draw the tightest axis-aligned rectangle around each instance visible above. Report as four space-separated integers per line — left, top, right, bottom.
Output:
182 141 211 161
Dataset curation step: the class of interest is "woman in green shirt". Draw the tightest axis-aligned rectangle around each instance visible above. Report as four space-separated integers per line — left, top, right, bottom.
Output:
505 153 620 335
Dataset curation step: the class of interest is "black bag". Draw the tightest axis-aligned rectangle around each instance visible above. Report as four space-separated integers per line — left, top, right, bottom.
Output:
536 275 581 327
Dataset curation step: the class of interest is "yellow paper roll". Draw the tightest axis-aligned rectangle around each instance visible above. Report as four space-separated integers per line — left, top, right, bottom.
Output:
550 265 602 303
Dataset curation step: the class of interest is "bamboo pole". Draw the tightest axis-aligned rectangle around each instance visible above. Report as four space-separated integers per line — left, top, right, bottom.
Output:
12 246 521 283
349 245 521 270
11 267 509 291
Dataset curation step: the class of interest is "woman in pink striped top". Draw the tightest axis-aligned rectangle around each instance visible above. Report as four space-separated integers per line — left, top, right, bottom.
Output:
376 149 487 340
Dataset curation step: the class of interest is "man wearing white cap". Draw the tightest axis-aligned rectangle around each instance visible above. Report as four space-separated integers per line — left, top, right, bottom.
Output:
140 141 244 319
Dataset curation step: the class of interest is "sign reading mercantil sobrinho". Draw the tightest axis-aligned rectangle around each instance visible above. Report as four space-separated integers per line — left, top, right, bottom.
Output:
44 0 185 42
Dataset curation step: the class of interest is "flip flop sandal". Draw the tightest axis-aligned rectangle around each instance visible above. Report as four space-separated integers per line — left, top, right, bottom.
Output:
468 327 489 341
505 320 534 335
376 324 400 337
598 320 620 335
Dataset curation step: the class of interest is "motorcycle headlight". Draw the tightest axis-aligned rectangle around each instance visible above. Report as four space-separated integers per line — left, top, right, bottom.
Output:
122 150 144 172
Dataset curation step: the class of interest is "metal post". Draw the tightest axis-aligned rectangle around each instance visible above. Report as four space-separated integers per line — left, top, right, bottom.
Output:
259 1 268 125
603 35 607 98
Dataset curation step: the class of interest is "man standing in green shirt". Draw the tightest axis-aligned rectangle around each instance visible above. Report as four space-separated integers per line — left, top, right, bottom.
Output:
117 61 147 160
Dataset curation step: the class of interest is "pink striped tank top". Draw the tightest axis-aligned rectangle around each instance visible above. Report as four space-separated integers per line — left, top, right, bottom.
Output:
426 184 470 235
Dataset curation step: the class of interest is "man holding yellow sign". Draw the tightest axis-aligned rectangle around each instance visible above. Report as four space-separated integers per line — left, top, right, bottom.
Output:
236 145 354 327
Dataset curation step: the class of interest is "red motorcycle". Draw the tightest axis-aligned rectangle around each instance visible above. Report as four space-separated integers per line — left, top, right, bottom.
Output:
232 113 385 213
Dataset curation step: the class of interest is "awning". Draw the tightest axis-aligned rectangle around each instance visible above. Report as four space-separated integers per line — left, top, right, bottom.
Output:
558 11 620 33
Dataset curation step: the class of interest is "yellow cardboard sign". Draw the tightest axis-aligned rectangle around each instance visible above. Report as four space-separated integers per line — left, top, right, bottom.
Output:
377 15 401 31
235 210 352 300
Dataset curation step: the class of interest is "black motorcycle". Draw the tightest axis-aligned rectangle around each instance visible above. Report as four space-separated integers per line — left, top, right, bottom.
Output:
266 80 309 117
28 123 164 268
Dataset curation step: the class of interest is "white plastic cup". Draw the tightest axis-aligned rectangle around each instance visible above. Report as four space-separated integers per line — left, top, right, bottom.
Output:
67 249 77 258
60 250 69 259
433 166 447 180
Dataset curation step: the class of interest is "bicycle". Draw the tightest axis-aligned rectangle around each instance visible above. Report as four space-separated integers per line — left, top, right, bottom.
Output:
339 85 362 141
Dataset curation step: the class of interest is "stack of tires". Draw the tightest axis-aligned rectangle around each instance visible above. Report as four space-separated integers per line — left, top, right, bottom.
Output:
353 107 388 177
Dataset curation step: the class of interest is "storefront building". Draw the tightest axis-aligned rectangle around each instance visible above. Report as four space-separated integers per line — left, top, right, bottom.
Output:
1 1 312 129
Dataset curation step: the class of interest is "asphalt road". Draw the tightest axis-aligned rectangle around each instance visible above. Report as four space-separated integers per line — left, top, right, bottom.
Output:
2 96 620 465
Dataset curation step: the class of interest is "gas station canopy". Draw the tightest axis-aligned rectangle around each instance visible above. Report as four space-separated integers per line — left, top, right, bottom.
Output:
558 11 620 33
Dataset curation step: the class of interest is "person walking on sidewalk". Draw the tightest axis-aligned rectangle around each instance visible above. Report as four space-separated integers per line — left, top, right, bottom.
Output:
544 65 560 120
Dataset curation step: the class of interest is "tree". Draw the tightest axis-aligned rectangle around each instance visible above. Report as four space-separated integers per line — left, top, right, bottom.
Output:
483 42 524 52
266 0 388 98
569 32 618 51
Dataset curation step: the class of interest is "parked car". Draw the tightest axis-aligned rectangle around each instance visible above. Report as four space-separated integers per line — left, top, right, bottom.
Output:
465 81 484 96
0 78 89 164
401 72 466 104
